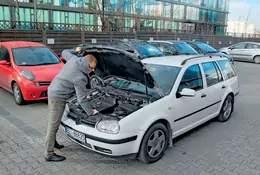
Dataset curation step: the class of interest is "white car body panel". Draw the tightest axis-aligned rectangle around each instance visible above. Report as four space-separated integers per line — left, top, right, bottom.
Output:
61 54 239 158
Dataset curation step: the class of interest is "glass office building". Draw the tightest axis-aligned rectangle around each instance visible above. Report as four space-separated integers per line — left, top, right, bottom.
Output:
0 0 230 33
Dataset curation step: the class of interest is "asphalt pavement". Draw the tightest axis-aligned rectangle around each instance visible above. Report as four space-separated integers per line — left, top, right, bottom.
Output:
1 61 260 175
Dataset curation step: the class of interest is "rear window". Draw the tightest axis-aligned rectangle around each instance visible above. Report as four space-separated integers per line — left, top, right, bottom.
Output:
12 47 60 66
217 60 236 80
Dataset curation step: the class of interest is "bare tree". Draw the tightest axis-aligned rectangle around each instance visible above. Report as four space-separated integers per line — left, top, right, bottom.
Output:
87 0 130 31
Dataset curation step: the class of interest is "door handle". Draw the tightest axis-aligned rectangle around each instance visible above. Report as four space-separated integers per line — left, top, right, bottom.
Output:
201 93 207 98
222 85 226 89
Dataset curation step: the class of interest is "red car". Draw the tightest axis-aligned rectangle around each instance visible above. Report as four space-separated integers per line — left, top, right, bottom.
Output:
0 41 64 105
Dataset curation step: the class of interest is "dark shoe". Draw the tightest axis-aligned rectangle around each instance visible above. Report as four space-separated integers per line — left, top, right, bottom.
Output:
54 141 64 149
45 153 66 162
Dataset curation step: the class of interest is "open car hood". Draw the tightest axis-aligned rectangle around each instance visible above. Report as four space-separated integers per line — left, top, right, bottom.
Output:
77 46 156 88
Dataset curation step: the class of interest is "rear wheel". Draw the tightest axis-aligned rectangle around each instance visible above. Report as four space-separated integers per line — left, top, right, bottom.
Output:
138 123 169 164
254 56 260 64
217 95 233 122
12 83 25 105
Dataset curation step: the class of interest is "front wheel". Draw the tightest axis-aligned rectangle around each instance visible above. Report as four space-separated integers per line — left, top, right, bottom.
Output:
12 83 25 105
138 123 169 164
217 95 233 122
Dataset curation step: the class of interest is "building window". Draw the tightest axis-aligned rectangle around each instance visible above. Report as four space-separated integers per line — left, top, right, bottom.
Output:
36 0 51 4
0 6 10 21
173 4 184 20
53 0 65 6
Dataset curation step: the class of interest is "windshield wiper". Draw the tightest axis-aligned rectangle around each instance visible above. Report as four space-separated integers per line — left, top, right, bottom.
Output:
36 62 58 65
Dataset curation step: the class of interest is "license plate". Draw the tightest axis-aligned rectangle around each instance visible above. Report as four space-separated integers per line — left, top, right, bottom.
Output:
65 127 85 143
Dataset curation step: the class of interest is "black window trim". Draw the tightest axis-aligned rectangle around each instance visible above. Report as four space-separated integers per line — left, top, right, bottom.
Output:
0 46 11 63
176 64 204 94
201 61 224 87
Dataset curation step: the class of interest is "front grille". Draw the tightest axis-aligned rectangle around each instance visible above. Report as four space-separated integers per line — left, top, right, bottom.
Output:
35 82 51 86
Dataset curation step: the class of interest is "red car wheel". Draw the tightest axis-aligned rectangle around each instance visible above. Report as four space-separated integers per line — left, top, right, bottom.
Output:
12 83 25 105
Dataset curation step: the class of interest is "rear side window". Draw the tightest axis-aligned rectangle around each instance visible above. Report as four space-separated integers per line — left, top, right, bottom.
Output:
217 60 236 80
178 64 203 92
0 47 10 62
201 62 223 87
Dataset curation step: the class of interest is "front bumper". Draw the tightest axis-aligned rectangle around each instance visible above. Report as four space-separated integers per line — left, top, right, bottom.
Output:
60 118 144 157
19 80 49 101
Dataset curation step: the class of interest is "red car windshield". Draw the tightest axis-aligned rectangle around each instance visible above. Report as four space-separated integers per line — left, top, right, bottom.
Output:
12 47 60 66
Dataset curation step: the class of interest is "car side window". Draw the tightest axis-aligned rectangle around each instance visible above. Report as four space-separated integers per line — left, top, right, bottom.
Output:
246 43 260 49
201 62 223 87
178 64 203 92
217 60 236 80
0 47 10 62
232 43 246 49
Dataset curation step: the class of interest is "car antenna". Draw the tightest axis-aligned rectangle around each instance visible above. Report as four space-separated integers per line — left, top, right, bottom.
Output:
144 71 150 101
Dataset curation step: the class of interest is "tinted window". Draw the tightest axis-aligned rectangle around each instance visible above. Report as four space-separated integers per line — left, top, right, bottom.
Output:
202 62 223 87
246 43 260 49
233 43 246 49
133 43 164 58
0 47 10 62
189 44 203 54
12 47 60 66
178 64 203 92
193 43 217 53
217 60 236 80
162 43 177 54
174 42 198 55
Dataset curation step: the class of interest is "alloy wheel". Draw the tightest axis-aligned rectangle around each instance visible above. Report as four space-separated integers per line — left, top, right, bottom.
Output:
147 130 166 158
223 98 232 119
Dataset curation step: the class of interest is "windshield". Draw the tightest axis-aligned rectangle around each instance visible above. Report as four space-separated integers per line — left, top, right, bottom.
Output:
12 47 60 66
194 42 217 53
174 42 198 55
145 64 181 94
132 42 165 58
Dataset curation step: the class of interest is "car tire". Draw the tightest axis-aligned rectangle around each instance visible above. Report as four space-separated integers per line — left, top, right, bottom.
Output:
253 56 260 64
217 95 233 122
12 83 25 105
138 123 169 164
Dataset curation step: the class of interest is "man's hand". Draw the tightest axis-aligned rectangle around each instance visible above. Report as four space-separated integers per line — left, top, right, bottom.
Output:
76 47 81 53
93 109 99 115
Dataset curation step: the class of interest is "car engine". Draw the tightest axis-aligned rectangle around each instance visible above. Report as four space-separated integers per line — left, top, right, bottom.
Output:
67 87 149 125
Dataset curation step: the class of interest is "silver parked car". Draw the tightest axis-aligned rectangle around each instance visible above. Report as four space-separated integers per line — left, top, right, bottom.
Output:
219 42 260 64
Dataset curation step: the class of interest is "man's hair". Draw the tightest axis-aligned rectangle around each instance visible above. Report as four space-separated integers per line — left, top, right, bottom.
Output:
85 54 97 64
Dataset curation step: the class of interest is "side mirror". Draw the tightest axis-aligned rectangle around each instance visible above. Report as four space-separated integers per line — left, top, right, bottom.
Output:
0 60 10 66
228 47 234 50
176 88 196 98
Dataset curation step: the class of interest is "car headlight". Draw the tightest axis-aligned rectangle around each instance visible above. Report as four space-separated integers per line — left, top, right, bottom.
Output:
96 120 120 134
20 70 35 81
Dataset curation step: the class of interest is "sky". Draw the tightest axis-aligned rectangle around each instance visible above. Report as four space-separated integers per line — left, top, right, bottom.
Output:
228 0 259 29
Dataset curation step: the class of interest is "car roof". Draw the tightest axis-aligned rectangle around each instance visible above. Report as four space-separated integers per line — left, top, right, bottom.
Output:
142 55 228 67
148 40 186 44
0 41 46 48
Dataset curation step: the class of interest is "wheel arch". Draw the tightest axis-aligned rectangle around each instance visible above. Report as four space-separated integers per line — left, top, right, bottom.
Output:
253 55 260 60
11 80 17 92
137 118 172 156
219 92 234 113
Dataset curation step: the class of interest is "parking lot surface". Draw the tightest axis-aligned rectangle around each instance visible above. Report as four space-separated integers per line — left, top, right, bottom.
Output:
1 61 260 175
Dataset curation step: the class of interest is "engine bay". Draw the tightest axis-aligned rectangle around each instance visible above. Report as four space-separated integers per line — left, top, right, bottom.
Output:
67 87 149 125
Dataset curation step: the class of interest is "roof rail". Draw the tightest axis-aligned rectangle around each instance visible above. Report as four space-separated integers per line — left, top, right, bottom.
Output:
181 55 209 66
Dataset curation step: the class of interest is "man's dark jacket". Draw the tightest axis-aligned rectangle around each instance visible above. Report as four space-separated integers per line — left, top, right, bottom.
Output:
48 49 93 115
